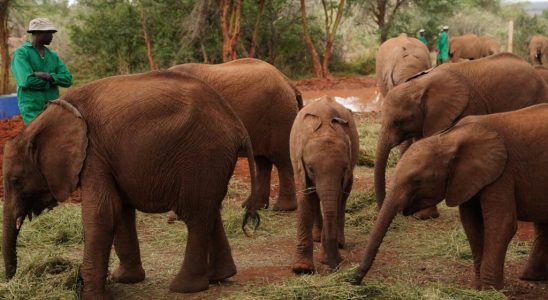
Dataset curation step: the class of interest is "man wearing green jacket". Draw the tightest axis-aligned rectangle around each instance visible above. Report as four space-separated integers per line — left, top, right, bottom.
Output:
437 25 449 66
11 18 72 124
417 29 427 47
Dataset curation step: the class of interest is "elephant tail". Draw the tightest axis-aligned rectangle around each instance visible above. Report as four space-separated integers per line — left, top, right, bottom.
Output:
240 135 261 235
296 90 303 110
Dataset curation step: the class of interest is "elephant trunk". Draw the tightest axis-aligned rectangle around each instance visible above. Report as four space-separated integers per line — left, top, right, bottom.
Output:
317 186 342 271
374 133 393 208
3 200 20 280
351 198 399 285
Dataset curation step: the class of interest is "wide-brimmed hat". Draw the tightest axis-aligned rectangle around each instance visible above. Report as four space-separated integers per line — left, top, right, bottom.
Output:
419 29 425 33
442 25 449 30
27 18 57 33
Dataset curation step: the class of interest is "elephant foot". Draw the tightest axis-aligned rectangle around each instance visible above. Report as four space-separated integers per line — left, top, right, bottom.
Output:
319 251 343 267
272 200 297 211
520 265 548 281
167 211 180 224
312 228 321 243
169 272 209 293
111 264 145 284
81 285 110 300
208 263 237 282
291 259 315 274
413 206 440 220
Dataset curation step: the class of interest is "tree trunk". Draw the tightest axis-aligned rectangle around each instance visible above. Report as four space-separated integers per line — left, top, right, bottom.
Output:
200 42 209 63
300 0 324 78
220 0 243 62
0 0 10 94
138 0 156 70
248 0 265 58
321 0 345 78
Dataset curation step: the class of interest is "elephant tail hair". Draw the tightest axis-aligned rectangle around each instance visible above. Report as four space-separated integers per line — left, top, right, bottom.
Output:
240 135 262 234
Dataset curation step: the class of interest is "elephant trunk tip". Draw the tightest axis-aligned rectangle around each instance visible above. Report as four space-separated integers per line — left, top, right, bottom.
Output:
349 270 366 285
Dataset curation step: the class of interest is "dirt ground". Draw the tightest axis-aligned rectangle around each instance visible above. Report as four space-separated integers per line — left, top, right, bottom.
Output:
0 76 545 299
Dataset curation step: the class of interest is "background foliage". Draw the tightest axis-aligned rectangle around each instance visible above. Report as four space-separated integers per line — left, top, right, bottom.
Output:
6 0 548 84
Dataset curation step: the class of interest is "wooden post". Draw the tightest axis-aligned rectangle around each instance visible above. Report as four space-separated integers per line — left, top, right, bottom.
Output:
507 20 513 53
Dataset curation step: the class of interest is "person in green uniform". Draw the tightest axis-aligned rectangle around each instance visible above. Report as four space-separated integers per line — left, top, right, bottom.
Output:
436 25 449 66
11 18 72 124
417 29 427 47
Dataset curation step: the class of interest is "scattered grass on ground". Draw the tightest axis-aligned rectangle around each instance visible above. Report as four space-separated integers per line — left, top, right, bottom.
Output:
0 117 539 299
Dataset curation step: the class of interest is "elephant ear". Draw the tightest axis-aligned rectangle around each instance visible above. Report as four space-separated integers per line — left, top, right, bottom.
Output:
444 122 507 207
422 71 470 137
303 113 322 132
27 100 88 201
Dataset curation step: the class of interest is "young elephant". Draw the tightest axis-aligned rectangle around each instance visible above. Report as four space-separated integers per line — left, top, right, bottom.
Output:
2 71 261 298
353 104 548 290
528 35 548 65
375 52 548 219
169 58 302 211
376 33 431 97
290 96 359 273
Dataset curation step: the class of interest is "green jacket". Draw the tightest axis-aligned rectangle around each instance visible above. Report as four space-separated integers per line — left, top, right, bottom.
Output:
437 31 449 61
417 34 428 46
11 41 72 124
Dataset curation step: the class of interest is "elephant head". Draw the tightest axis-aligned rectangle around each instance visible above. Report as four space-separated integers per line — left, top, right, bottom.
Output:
353 121 507 284
3 100 87 279
529 35 548 65
374 69 470 207
376 34 431 96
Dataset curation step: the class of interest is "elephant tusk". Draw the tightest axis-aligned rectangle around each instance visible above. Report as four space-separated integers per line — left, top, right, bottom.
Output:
16 216 23 230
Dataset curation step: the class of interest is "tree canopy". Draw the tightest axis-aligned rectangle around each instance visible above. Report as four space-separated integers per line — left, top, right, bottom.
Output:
1 0 546 86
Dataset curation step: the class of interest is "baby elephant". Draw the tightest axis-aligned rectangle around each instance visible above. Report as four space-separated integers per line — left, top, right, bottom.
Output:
352 104 548 290
290 96 359 273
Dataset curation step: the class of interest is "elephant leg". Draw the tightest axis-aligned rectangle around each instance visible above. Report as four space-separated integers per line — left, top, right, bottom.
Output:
111 205 145 284
520 222 548 281
253 156 272 209
292 184 318 274
479 183 517 290
208 211 237 282
312 202 322 243
272 158 297 211
170 219 211 293
79 167 119 299
459 198 484 289
398 139 413 157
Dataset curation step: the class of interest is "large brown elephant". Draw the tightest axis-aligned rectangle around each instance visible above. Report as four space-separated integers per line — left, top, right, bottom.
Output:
449 34 501 62
289 96 359 273
529 35 548 65
376 33 431 96
353 104 548 290
169 58 302 211
2 71 262 298
374 53 548 219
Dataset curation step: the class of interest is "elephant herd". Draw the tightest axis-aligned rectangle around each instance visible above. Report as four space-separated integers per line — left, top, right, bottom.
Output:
2 51 548 297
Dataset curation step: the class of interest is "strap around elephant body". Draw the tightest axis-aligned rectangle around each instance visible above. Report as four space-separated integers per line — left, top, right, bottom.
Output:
50 99 83 119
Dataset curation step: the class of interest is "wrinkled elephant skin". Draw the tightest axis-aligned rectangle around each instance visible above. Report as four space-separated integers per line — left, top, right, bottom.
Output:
355 104 548 290
290 96 359 273
170 58 302 211
2 71 261 298
375 53 548 219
